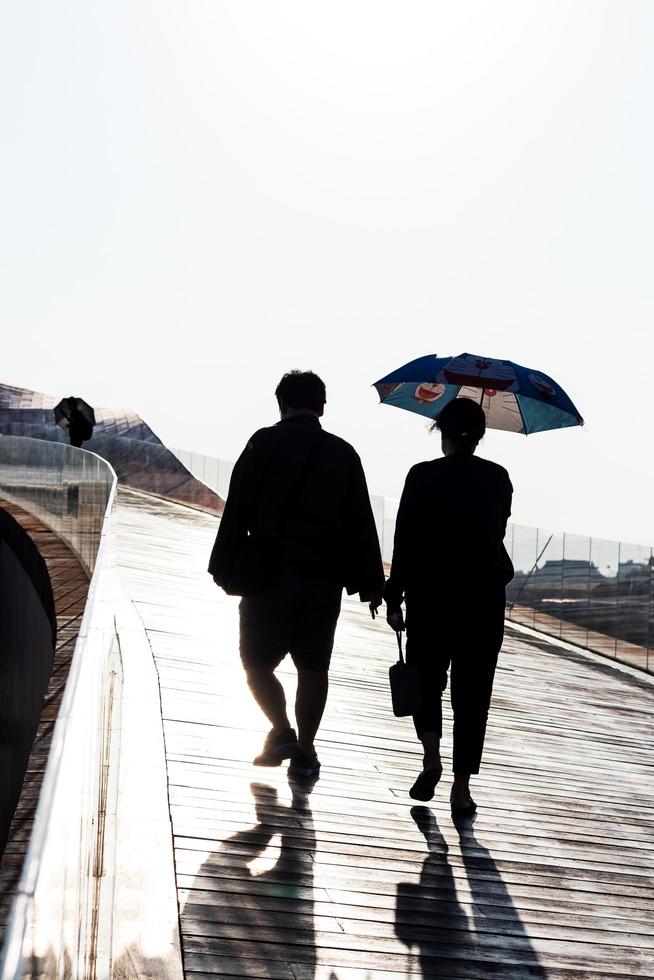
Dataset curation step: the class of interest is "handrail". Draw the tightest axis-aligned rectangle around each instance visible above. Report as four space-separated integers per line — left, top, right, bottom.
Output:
0 436 118 978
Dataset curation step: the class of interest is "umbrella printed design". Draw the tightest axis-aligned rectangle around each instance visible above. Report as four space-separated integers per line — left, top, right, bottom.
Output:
413 382 447 405
442 354 519 392
374 353 583 435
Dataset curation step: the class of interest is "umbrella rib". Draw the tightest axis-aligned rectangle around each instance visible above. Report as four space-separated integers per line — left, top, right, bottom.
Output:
515 395 529 435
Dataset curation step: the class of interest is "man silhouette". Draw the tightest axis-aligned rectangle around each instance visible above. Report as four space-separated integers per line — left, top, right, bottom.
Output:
209 370 384 777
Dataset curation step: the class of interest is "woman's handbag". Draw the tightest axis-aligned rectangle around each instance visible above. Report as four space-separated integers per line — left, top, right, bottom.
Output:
389 630 422 717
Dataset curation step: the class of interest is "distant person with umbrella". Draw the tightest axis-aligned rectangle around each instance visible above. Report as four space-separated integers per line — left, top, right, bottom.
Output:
377 353 583 816
54 397 95 448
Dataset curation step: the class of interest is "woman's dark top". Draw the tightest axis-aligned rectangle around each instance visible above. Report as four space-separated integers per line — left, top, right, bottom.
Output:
384 453 514 609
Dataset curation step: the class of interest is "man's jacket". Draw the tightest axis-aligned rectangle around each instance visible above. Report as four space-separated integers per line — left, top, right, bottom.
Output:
208 415 384 600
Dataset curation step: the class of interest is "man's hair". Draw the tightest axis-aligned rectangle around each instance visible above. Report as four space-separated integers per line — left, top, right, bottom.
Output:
275 370 326 413
435 397 486 448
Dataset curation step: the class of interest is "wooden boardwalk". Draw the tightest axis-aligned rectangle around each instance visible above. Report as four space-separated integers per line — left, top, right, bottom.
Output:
114 488 654 979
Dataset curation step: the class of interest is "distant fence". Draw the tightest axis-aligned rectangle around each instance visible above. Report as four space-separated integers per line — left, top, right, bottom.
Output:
174 448 653 675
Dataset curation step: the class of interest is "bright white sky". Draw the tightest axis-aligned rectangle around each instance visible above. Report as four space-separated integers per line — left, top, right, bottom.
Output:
1 2 652 545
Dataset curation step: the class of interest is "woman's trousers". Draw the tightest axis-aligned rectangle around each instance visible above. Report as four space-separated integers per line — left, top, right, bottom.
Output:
405 581 506 774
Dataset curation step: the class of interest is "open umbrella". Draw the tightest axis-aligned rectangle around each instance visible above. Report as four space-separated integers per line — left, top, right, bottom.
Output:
374 352 583 434
54 396 96 447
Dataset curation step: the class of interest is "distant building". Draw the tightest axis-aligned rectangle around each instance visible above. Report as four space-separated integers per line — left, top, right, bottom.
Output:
616 559 652 595
528 559 605 596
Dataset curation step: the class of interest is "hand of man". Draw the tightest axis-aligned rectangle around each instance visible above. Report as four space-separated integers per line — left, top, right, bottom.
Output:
387 608 406 632
368 595 384 619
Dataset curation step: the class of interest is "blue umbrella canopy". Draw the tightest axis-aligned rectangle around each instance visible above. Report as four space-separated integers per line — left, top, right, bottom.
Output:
374 353 583 434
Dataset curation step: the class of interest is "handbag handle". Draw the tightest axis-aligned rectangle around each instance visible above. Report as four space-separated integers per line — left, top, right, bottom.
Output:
396 629 404 663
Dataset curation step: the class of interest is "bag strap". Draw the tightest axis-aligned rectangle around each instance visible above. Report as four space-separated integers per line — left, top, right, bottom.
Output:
396 630 404 663
274 432 326 534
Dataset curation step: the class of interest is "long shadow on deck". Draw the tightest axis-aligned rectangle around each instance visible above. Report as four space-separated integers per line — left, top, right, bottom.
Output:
184 786 549 978
185 779 318 978
396 807 547 978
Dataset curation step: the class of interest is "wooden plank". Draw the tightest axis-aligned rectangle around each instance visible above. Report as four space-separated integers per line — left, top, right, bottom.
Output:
179 888 654 938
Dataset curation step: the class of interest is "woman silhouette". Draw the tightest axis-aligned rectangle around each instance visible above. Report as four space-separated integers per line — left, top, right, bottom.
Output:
384 398 514 815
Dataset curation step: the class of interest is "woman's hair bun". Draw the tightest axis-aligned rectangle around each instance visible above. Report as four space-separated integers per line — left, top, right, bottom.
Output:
434 397 486 445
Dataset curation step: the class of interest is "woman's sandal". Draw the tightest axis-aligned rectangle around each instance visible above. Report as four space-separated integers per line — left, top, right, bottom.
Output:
409 766 443 802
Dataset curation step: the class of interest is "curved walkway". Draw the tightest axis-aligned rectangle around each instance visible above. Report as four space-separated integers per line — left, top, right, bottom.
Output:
115 489 654 980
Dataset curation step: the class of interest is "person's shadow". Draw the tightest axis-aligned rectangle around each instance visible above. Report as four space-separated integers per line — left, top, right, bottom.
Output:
395 807 547 979
184 778 318 979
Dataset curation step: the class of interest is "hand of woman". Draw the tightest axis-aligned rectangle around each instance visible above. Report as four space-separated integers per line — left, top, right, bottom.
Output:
387 608 406 632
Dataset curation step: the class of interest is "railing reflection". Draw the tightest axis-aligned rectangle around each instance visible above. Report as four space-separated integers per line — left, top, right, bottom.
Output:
174 448 652 674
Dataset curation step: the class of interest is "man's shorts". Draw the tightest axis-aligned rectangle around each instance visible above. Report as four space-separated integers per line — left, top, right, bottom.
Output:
239 569 342 673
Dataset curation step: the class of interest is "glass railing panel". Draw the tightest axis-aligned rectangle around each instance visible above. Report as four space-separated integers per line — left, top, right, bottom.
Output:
587 537 620 660
0 436 115 576
559 533 592 647
615 543 652 670
506 523 539 629
203 454 220 494
0 435 118 976
531 530 564 638
217 459 234 500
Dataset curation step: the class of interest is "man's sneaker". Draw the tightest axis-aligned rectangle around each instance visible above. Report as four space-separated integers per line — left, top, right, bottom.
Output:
288 749 321 779
253 728 299 767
